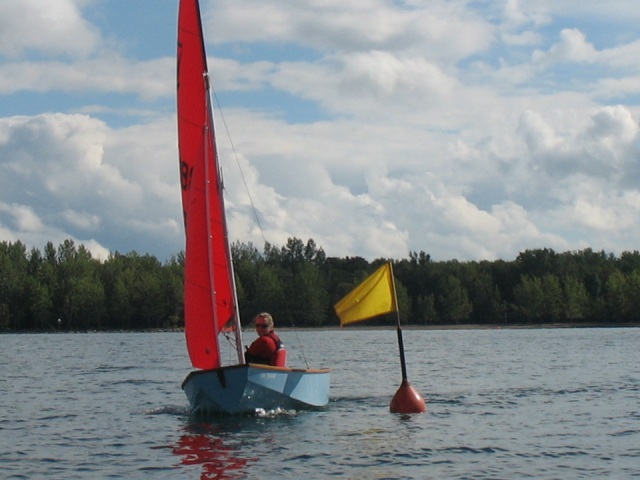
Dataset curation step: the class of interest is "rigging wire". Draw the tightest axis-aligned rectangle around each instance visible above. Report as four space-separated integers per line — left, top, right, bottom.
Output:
211 87 312 369
211 88 267 247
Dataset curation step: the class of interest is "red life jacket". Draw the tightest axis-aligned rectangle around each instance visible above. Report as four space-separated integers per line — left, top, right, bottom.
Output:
266 332 282 350
267 333 287 366
246 332 284 365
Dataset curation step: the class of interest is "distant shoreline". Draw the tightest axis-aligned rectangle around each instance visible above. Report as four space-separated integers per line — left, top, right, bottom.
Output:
2 322 639 334
280 322 640 331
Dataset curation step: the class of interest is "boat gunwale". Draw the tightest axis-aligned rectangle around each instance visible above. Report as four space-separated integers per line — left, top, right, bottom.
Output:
181 363 331 388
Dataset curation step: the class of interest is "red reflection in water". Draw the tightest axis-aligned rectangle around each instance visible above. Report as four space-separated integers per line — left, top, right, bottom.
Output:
168 424 257 479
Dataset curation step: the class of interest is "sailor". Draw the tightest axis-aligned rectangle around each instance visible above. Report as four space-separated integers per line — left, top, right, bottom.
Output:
245 312 283 365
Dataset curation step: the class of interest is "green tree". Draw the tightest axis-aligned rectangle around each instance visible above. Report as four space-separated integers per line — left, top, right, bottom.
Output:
562 276 589 321
163 254 184 329
624 270 640 323
396 251 433 325
513 275 545 322
464 265 503 324
125 253 169 329
102 253 135 330
232 242 263 318
513 274 562 322
435 274 472 323
55 240 105 330
605 270 629 321
263 238 329 326
251 265 287 325
617 250 640 274
0 241 29 330
516 248 558 277
28 247 56 329
285 261 328 327
413 294 437 325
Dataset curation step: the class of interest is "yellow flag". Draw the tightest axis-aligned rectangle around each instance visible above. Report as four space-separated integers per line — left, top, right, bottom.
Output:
334 262 397 326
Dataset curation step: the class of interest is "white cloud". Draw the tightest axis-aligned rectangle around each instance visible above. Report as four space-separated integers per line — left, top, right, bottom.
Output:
205 0 493 60
533 29 598 65
0 202 44 232
0 57 173 98
61 209 101 231
0 113 182 260
0 200 110 260
0 0 99 58
2 1 640 263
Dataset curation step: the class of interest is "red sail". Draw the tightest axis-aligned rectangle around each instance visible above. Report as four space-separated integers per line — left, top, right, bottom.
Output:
177 0 236 369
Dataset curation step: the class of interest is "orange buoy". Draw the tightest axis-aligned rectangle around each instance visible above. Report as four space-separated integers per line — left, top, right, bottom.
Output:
389 379 427 414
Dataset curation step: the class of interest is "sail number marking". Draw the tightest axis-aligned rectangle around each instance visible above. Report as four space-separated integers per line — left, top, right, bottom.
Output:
180 160 193 191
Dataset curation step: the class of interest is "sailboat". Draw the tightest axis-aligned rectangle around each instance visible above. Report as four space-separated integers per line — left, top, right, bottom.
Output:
177 0 330 415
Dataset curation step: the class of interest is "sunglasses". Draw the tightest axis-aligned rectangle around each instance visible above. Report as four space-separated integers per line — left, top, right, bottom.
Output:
255 324 269 328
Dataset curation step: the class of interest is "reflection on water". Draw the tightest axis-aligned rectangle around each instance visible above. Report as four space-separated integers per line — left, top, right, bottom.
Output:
168 423 257 479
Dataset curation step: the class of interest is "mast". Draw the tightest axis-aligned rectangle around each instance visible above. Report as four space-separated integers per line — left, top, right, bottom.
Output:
177 0 243 369
203 73 245 363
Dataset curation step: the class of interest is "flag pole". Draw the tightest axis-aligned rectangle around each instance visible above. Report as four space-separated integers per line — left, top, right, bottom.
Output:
388 262 427 414
395 311 408 382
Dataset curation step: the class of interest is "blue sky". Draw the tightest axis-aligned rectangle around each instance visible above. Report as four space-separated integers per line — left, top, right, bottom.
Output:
2 0 640 262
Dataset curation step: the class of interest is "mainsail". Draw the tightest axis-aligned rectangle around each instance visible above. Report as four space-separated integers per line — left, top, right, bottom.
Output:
177 0 240 369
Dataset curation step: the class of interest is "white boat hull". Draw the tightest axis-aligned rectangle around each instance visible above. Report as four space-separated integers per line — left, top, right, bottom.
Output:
182 364 331 415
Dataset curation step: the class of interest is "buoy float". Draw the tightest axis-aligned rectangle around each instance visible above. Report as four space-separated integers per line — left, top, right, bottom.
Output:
333 262 428 414
389 379 427 414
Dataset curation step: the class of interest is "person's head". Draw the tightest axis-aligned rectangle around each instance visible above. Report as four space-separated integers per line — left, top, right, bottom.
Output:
254 312 274 336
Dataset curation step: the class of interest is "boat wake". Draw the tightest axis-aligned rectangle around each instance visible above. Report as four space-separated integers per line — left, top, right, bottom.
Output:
254 407 298 418
141 405 190 416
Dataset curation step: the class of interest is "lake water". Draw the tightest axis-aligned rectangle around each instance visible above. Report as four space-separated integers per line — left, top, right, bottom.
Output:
1 328 639 479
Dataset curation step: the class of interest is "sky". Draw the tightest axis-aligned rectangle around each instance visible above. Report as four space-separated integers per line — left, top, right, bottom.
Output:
1 0 640 263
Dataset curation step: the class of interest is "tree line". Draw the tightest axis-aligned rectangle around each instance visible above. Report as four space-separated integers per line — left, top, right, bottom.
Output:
1 237 639 332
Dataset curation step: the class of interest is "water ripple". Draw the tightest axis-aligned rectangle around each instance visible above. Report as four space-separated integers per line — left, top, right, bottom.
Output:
2 329 640 479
